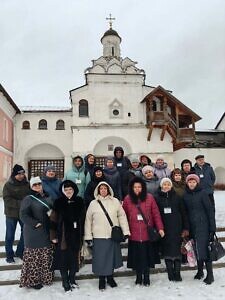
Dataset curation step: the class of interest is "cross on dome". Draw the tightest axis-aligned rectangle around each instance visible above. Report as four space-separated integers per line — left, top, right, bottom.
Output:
106 14 115 29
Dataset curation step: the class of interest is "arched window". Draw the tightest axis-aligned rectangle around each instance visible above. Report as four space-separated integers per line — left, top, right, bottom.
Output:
79 99 89 117
38 119 47 130
56 119 65 130
22 120 30 129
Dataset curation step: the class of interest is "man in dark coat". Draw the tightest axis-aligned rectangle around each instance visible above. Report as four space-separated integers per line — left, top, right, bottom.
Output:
194 155 216 211
3 164 30 263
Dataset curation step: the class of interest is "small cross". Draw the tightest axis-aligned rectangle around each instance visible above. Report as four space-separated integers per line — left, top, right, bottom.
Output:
106 14 115 29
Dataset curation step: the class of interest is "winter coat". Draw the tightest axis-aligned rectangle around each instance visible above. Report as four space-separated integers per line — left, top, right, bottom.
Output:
155 188 189 258
84 182 130 240
183 185 216 260
3 177 30 219
103 167 122 200
122 168 142 199
41 176 62 201
153 162 171 180
122 193 164 242
142 175 160 198
84 172 106 208
194 163 216 195
20 191 53 249
84 154 96 179
64 159 91 198
50 181 85 254
171 181 186 197
113 146 131 177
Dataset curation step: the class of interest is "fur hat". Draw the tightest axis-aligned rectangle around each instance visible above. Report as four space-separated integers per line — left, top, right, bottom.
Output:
186 174 200 184
11 164 25 177
30 176 42 188
156 155 164 161
142 165 154 175
160 177 172 187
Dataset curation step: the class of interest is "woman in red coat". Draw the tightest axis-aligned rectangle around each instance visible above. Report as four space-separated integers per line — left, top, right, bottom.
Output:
123 177 164 286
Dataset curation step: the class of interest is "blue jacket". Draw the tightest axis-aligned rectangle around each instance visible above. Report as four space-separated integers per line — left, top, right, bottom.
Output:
194 163 216 194
41 176 62 201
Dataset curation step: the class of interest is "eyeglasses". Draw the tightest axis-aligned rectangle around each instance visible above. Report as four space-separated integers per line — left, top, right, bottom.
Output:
32 183 42 186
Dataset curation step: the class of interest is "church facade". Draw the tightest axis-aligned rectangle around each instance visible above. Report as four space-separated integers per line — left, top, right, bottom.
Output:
13 25 225 183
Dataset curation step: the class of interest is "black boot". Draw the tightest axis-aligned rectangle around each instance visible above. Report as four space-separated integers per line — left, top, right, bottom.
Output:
69 270 79 289
107 275 117 288
194 260 204 280
99 276 106 290
143 269 150 286
135 271 142 285
174 260 182 282
203 261 214 285
165 259 175 281
60 270 71 292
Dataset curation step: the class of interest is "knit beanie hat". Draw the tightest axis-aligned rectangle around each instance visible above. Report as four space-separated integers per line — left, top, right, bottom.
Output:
12 164 25 177
160 177 173 187
30 176 42 188
129 155 140 164
142 165 154 175
186 174 200 184
44 165 56 174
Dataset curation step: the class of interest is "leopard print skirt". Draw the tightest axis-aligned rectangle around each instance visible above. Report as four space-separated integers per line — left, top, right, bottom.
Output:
20 246 54 287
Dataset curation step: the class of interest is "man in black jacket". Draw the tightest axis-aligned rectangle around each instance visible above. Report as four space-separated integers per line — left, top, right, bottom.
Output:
3 164 30 263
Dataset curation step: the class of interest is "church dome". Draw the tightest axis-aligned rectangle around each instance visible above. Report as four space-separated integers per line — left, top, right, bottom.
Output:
101 29 122 42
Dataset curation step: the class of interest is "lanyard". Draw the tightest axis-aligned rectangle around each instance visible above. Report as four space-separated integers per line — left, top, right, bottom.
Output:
30 195 50 210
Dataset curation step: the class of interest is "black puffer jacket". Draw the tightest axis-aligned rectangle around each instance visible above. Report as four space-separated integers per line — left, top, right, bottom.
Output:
183 185 216 260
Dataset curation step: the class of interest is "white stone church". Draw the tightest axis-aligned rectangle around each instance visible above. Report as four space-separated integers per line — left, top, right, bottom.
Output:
13 23 225 183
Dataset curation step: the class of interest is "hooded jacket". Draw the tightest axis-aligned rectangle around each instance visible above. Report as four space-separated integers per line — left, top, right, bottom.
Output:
64 156 91 198
84 154 96 179
113 147 131 176
84 181 130 240
153 162 171 180
50 180 86 253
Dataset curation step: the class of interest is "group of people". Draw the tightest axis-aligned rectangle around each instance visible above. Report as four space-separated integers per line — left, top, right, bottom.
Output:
2 147 216 292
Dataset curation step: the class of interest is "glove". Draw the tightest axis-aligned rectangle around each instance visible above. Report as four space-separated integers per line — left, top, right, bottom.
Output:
209 232 215 243
124 235 129 241
85 240 93 249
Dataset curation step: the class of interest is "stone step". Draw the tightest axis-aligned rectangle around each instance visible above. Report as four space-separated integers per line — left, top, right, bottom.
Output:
0 262 225 286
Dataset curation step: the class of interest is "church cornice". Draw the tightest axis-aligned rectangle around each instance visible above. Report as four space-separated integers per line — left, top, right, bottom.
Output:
71 123 146 130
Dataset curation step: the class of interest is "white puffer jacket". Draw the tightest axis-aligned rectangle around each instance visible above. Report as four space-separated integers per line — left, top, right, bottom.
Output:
84 181 130 240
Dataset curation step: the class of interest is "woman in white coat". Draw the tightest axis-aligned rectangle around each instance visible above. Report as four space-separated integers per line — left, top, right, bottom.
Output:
84 181 130 290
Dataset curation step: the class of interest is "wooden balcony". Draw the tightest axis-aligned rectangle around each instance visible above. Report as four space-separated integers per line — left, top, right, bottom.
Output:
177 128 195 142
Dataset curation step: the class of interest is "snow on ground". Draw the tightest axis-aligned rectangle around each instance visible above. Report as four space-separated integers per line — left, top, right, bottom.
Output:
0 191 224 299
1 269 225 300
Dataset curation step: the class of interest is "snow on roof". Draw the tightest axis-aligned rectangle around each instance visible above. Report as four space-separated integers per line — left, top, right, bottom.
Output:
20 106 72 112
196 129 225 133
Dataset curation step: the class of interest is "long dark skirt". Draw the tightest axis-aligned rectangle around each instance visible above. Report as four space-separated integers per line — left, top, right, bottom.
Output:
20 247 53 287
92 238 123 276
127 240 156 271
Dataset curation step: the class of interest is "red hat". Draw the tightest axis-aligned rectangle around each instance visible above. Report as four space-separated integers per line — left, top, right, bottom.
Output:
186 174 200 184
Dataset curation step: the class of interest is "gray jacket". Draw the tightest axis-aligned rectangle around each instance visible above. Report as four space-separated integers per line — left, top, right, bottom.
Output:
20 192 53 249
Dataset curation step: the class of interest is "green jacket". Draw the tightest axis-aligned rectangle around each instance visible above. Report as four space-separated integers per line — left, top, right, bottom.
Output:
3 177 30 218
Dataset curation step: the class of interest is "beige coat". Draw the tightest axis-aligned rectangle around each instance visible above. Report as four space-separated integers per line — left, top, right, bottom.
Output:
84 181 130 240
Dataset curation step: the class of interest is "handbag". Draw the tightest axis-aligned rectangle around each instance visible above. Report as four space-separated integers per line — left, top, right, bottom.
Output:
136 204 161 242
97 200 125 243
208 234 225 261
185 239 197 267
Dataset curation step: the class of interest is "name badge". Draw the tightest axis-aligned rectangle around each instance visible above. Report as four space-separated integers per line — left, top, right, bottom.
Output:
76 179 81 184
117 163 122 167
199 174 204 178
73 222 77 228
137 214 143 221
164 207 172 214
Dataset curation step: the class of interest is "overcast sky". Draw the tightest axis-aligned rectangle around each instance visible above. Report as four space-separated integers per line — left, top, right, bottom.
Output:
1 0 225 129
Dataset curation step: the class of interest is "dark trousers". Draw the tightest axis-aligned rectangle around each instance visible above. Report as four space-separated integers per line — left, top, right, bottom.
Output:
5 217 24 259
